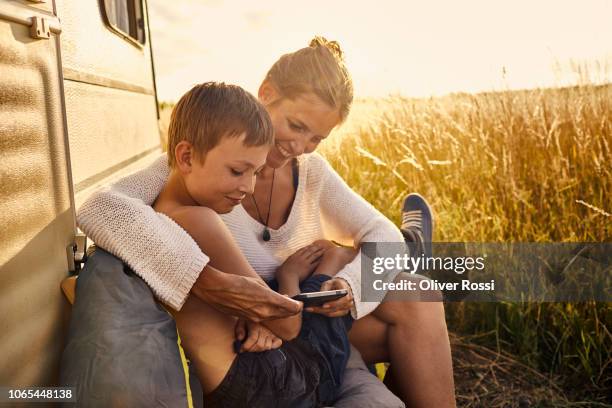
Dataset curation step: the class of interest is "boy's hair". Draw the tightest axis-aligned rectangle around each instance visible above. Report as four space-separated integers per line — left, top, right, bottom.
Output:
264 36 353 122
167 82 274 167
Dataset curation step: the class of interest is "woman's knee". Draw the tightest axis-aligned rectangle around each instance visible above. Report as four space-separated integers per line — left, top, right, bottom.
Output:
375 273 446 326
388 272 444 302
374 299 447 338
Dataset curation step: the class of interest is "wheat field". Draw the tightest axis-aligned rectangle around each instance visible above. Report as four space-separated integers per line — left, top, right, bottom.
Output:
159 84 611 406
318 84 611 406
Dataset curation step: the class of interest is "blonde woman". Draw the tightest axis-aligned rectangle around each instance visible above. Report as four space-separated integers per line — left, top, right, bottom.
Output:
78 37 455 407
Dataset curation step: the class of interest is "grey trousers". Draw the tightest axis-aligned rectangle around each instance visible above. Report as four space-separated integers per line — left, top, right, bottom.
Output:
333 346 405 408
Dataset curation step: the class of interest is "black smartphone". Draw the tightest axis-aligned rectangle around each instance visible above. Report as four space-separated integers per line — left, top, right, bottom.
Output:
292 289 348 307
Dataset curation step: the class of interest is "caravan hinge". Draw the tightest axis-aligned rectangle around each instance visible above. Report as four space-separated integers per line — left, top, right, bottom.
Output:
67 233 88 273
30 16 51 39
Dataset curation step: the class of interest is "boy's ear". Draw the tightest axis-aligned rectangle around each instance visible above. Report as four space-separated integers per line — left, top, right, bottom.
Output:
258 81 281 106
175 141 194 173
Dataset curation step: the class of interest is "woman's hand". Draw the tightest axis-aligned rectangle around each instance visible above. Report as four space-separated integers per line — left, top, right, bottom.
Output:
277 243 326 281
235 318 283 353
306 278 354 317
193 267 303 323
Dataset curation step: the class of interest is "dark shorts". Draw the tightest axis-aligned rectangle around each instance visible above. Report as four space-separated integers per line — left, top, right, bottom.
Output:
203 275 353 408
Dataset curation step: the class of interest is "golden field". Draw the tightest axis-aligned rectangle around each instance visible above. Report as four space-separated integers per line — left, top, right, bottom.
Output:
159 84 611 406
320 84 611 406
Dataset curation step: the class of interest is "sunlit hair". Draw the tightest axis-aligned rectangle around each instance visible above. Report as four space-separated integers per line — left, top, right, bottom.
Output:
264 36 354 122
167 82 274 167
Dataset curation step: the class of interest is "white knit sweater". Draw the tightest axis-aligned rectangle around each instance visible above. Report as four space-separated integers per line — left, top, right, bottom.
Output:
77 152 404 318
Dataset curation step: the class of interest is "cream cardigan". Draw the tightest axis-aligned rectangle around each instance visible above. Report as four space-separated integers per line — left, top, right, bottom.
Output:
77 152 404 318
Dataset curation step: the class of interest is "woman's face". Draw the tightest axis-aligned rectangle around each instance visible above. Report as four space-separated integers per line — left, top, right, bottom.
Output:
259 84 341 168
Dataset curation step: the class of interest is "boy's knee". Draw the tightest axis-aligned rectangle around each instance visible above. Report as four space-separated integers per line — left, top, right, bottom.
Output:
325 246 358 264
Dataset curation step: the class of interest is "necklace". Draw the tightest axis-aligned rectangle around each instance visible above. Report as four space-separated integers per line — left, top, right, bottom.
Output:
250 168 275 242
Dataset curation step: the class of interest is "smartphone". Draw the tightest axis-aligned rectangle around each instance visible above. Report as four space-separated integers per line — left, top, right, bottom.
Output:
292 289 348 307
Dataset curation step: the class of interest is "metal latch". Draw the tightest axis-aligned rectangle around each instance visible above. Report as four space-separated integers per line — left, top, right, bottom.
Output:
30 16 51 39
67 233 88 273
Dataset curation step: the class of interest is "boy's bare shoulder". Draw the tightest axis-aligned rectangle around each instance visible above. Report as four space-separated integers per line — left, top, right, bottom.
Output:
162 205 225 247
166 205 221 228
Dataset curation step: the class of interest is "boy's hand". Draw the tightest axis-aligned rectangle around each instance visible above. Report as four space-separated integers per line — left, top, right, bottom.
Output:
277 243 326 281
235 318 283 353
306 278 354 317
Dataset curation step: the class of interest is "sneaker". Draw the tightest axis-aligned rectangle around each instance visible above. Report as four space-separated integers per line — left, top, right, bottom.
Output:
401 193 433 258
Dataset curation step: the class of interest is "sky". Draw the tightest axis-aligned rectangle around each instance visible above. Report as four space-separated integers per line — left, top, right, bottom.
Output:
148 0 611 102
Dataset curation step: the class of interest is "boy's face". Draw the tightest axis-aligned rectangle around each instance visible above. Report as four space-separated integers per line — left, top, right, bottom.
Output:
185 134 269 213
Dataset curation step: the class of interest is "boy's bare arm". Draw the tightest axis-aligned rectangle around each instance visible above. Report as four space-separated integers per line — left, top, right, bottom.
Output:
169 206 302 340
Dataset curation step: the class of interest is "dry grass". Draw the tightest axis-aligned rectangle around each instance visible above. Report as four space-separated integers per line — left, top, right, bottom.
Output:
449 333 612 408
321 85 611 242
319 84 611 405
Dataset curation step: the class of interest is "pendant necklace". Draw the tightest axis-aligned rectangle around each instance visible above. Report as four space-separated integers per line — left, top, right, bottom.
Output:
250 169 275 242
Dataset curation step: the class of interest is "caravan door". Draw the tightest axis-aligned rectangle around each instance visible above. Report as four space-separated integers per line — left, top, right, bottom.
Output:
0 0 75 387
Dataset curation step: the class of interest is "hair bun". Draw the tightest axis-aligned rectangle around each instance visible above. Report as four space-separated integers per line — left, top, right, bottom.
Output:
309 35 344 60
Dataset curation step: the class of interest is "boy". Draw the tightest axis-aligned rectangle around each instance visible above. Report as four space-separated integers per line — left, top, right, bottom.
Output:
154 82 353 407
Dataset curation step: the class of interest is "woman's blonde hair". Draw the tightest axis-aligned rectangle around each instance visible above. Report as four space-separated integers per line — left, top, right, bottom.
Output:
264 36 353 122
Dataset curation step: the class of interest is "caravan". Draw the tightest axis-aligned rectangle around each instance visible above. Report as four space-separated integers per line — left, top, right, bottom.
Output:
0 0 160 387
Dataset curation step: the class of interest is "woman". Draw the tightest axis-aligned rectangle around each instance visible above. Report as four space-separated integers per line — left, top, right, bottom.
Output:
78 37 455 407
